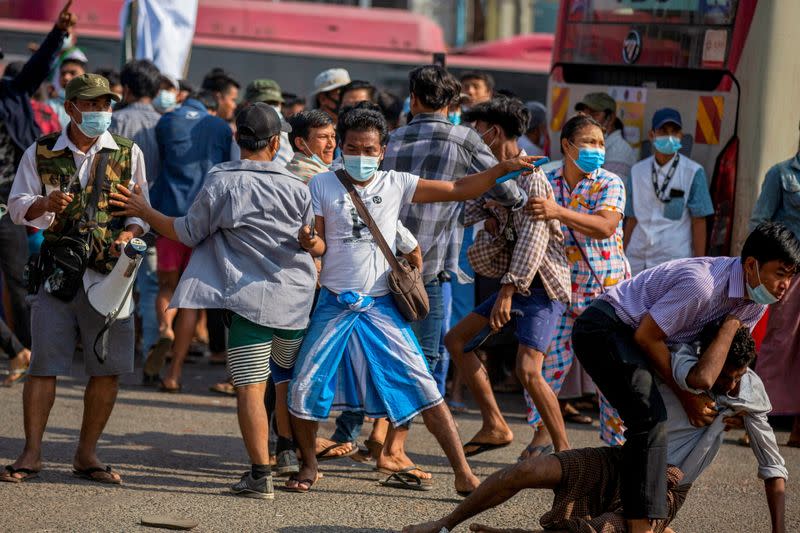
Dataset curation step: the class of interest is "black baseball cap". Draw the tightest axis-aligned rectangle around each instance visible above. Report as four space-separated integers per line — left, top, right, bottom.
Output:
235 102 291 141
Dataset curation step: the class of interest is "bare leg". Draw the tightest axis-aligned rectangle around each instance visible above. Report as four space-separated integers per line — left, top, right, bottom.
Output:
274 382 292 439
516 346 569 452
162 308 198 388
236 381 270 464
73 375 122 482
377 425 432 480
787 415 800 446
288 416 320 490
7 376 56 478
628 520 654 533
420 403 481 493
403 454 563 533
155 270 180 340
446 314 513 450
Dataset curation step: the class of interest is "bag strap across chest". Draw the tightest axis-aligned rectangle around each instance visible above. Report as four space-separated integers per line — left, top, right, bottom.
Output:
334 169 401 270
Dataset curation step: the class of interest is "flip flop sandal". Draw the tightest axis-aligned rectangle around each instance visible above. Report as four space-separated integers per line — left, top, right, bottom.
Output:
786 440 800 448
563 411 593 425
283 473 320 493
72 465 122 485
159 380 182 394
315 442 358 462
517 443 554 463
0 465 40 483
209 382 236 396
378 466 433 492
2 368 27 387
140 515 199 530
463 440 512 458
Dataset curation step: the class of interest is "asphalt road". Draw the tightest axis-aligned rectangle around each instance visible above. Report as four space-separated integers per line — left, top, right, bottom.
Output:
0 357 796 532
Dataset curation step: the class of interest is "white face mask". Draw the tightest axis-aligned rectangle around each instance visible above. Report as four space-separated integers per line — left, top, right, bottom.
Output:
301 139 330 168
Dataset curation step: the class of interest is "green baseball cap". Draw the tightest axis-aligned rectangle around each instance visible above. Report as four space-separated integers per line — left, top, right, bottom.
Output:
575 92 616 114
244 79 284 104
65 73 121 102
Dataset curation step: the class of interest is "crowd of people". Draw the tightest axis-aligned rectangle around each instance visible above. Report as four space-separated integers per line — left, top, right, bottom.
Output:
0 5 797 533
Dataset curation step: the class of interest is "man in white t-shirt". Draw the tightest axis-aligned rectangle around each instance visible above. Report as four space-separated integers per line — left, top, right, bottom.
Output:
287 107 536 494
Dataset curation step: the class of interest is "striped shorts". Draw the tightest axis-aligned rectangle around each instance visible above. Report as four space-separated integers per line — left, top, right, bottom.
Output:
227 313 305 387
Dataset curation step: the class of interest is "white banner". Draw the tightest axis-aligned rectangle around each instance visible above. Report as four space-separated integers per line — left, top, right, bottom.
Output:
120 0 198 79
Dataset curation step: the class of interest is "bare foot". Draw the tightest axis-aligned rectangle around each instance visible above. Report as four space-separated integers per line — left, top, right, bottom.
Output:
402 520 448 533
315 437 355 458
463 425 514 455
2 348 30 386
377 450 433 480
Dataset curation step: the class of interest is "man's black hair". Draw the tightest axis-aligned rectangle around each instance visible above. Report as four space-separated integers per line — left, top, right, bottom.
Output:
559 115 603 154
201 73 240 94
339 100 381 117
375 90 403 126
179 79 193 93
195 89 218 111
462 96 530 139
60 58 86 71
237 136 274 152
741 222 800 272
699 325 757 370
459 70 495 91
95 68 120 87
340 80 375 102
337 107 389 146
120 59 161 100
496 88 517 99
288 110 333 150
282 92 305 107
408 65 460 111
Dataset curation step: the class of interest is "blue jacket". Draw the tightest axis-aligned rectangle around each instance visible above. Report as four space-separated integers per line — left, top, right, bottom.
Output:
0 25 66 200
150 98 232 217
750 154 800 239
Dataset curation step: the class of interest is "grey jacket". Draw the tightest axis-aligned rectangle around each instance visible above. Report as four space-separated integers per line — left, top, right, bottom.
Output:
171 159 317 330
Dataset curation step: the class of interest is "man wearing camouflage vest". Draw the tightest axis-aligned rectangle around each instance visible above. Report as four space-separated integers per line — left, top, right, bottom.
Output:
2 74 150 484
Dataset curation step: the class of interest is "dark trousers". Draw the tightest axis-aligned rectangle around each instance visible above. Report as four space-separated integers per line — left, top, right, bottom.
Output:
572 300 668 520
0 216 30 349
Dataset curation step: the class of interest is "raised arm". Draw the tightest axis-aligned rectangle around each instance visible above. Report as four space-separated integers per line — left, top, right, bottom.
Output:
412 156 536 204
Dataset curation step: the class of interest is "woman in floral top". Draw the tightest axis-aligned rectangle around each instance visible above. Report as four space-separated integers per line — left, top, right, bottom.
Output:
521 115 631 458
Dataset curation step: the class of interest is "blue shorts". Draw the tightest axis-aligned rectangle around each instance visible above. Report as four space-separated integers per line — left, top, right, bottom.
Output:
473 288 566 353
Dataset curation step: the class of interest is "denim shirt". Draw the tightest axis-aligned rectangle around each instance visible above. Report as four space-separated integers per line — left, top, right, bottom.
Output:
749 154 800 239
150 99 232 217
170 159 317 330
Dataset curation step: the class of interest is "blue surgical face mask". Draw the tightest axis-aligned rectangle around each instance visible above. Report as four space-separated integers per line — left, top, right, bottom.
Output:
301 139 330 168
343 154 380 182
653 135 682 155
746 261 779 305
71 103 111 138
154 89 176 113
448 112 461 126
569 142 605 173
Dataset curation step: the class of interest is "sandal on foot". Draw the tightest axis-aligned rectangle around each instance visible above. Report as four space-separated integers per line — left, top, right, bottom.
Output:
564 411 593 424
209 382 236 396
283 473 320 493
73 465 122 485
159 380 182 393
2 368 27 387
316 442 357 462
0 465 39 483
787 439 800 448
517 443 554 462
378 466 433 492
463 440 511 458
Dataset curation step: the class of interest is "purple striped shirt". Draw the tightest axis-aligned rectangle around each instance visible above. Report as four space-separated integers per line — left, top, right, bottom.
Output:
600 256 766 342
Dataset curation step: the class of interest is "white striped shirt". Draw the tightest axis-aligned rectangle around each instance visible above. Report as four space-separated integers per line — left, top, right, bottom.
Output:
600 256 766 342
